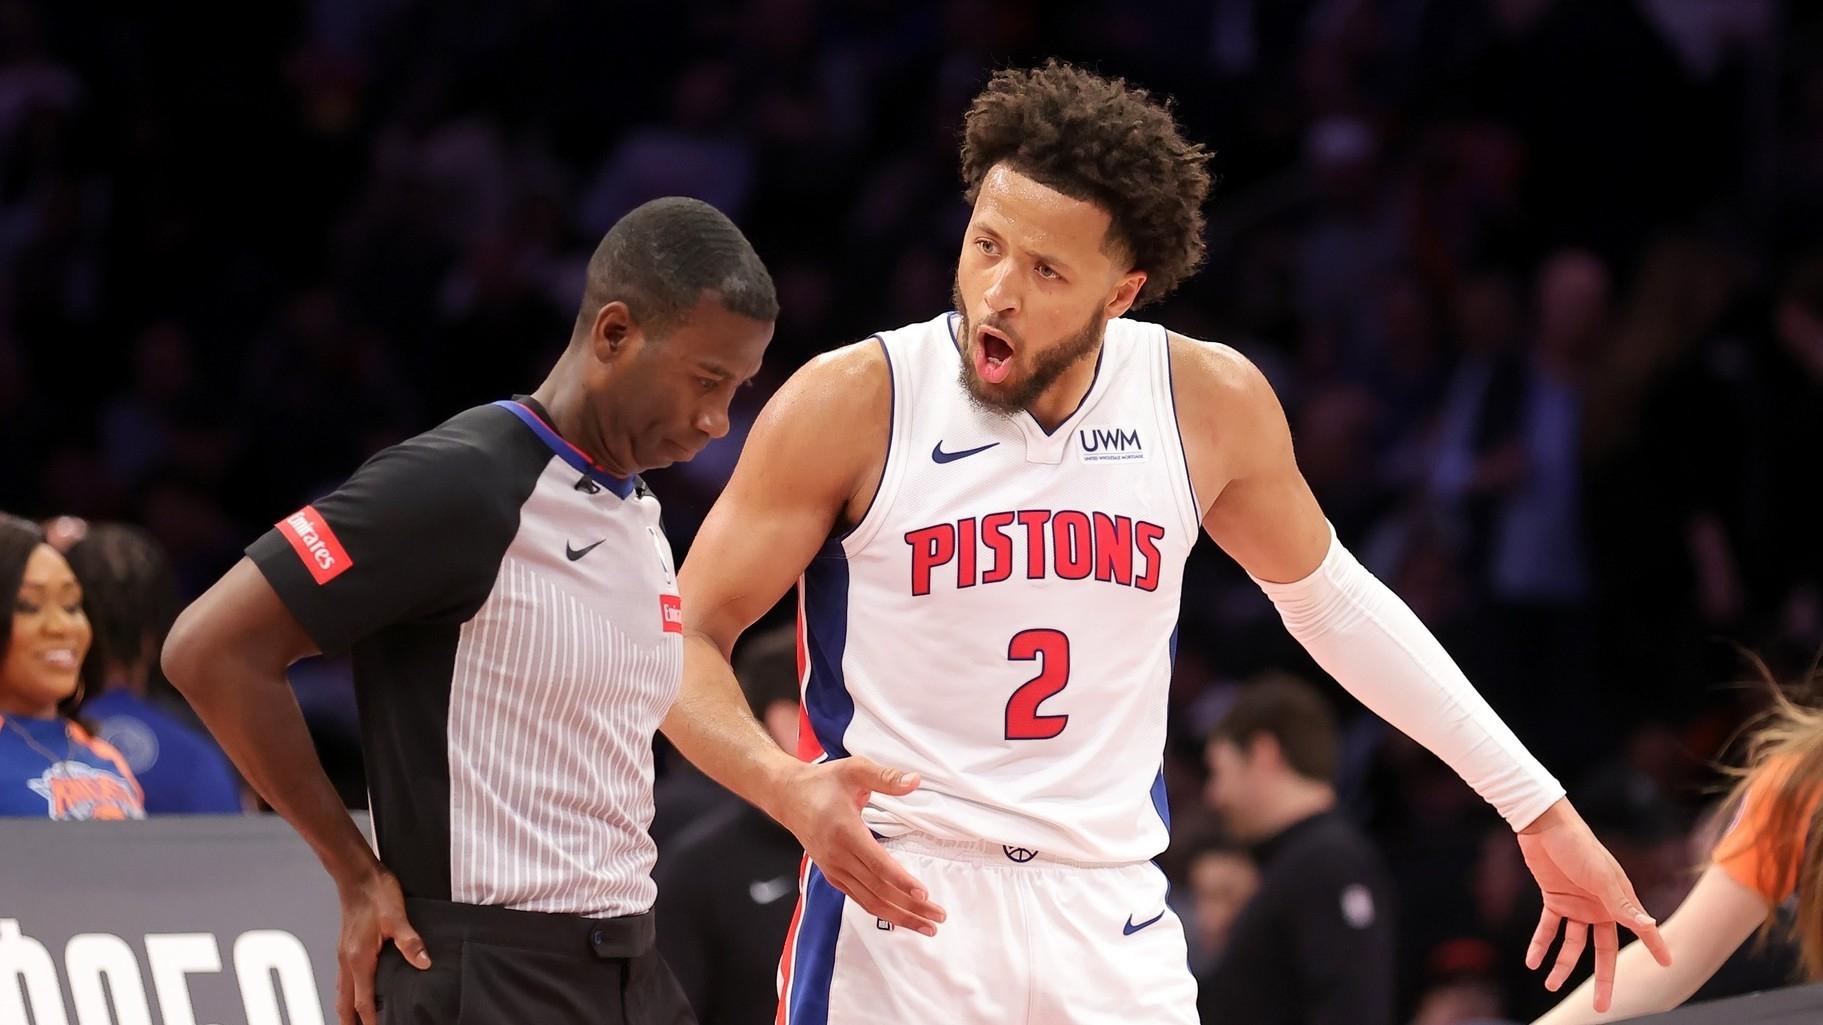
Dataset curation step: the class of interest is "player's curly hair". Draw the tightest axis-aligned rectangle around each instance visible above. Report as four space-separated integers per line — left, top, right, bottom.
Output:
961 60 1213 308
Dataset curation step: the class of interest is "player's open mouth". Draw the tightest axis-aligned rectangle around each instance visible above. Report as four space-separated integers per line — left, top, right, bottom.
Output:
975 325 1015 385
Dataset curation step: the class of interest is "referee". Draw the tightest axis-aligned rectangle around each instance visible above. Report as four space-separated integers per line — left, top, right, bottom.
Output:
163 197 776 1025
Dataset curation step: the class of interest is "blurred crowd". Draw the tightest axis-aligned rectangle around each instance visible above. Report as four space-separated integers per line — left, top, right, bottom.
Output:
4 0 1823 1022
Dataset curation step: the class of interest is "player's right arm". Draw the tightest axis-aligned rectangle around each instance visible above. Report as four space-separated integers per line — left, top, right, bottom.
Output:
662 339 946 935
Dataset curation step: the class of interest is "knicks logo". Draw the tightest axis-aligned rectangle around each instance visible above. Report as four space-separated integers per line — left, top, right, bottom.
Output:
1078 426 1145 463
27 762 145 821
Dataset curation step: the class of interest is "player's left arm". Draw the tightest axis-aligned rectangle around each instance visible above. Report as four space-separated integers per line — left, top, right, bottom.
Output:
1169 333 1672 1012
1532 863 1767 1025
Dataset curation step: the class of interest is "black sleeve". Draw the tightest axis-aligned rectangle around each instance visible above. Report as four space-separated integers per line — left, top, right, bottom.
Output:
246 426 521 656
1287 856 1397 1025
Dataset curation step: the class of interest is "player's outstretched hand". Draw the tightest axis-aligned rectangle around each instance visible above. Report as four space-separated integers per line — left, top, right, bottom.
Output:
336 866 430 1025
1515 798 1672 1014
774 756 948 936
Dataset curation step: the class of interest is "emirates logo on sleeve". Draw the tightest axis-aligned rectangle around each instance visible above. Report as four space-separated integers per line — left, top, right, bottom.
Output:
660 594 684 634
276 505 353 585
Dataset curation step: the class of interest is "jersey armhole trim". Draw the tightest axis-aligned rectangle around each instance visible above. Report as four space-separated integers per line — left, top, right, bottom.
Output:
1161 328 1205 537
829 334 895 551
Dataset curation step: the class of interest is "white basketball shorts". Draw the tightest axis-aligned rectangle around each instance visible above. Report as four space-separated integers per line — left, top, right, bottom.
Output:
776 833 1199 1024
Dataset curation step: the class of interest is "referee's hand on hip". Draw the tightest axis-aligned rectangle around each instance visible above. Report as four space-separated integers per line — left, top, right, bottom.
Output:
337 866 430 1025
773 756 948 936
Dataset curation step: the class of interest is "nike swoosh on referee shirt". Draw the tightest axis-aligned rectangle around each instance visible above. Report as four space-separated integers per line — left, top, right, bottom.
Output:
565 540 605 561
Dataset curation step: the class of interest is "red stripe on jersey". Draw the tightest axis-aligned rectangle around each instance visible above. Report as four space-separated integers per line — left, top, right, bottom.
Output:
774 854 811 1025
794 590 824 762
276 505 353 585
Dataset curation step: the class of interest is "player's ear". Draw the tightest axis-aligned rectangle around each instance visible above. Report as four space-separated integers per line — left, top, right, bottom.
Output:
1104 268 1146 321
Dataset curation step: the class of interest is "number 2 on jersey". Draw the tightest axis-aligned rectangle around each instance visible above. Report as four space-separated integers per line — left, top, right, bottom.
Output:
1005 629 1070 740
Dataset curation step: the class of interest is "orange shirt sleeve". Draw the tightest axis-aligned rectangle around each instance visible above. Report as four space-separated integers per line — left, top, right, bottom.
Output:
1714 759 1817 904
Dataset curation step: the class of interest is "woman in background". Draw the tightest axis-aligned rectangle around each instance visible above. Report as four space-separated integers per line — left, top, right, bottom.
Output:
0 514 144 819
1534 661 1822 1023
59 519 243 813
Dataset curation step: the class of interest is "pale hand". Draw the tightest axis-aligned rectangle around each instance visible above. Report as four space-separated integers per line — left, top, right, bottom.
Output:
1516 799 1673 1014
336 867 430 1025
769 756 948 935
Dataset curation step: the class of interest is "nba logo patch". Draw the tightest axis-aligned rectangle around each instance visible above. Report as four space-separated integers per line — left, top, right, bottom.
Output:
660 594 684 634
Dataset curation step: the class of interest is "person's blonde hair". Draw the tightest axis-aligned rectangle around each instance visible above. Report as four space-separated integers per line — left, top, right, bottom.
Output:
1717 654 1823 979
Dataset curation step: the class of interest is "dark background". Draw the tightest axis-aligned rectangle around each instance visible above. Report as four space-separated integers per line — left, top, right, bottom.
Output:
4 0 1820 1020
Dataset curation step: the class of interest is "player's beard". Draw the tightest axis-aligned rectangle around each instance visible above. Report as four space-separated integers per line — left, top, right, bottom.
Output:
953 278 1106 418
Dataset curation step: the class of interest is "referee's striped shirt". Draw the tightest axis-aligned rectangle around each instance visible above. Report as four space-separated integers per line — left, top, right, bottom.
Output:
249 396 683 917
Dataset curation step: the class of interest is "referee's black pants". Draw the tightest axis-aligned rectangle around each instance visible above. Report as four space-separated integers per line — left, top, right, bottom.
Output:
375 898 695 1024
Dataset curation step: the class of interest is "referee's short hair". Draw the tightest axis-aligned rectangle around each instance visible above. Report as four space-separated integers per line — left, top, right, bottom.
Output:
734 626 800 719
1208 673 1339 785
574 197 778 339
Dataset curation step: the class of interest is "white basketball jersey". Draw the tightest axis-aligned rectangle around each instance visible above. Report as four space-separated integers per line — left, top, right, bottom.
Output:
796 312 1201 864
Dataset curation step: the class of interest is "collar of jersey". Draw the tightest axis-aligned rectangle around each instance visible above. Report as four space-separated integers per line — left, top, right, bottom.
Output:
495 399 637 498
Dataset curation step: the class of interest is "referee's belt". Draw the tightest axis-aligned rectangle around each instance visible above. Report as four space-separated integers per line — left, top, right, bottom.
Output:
403 897 655 959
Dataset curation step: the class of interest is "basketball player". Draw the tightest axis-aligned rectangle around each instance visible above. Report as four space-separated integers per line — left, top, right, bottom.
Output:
661 62 1669 1023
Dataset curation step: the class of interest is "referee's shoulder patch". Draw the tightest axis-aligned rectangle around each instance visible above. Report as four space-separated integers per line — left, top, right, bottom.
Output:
276 505 353 585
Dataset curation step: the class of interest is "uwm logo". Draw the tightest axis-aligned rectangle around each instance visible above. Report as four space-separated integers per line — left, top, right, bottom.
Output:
1079 426 1145 462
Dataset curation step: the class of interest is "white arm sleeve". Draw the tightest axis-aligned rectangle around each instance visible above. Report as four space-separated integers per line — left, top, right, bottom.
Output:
1252 524 1564 830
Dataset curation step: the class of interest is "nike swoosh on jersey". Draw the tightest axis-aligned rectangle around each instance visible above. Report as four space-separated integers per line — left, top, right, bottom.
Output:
1123 910 1166 935
931 441 999 463
749 875 797 905
565 539 606 561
